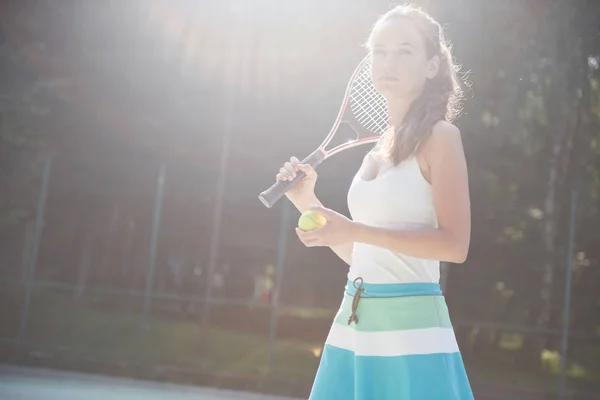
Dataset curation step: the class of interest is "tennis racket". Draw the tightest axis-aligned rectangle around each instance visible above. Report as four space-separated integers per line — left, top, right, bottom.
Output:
258 55 389 208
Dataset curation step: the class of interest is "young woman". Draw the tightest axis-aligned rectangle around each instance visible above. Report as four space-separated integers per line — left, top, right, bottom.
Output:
276 4 474 399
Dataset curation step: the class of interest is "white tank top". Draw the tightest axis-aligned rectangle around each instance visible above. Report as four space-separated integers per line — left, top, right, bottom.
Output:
346 154 440 284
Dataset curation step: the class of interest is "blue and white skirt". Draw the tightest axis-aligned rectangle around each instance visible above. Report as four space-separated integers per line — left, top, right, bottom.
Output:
309 278 474 400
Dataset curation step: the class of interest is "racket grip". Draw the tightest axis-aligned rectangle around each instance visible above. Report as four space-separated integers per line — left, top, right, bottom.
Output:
258 150 325 208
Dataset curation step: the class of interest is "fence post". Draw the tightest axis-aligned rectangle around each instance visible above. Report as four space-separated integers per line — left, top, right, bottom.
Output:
20 222 35 283
558 185 578 399
142 163 166 330
198 65 237 362
267 201 292 374
18 156 51 349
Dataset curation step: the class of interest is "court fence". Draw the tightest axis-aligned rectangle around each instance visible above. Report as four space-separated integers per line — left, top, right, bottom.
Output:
1 155 599 400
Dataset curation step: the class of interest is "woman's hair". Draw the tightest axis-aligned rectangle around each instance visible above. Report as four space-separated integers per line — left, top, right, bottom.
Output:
367 4 465 164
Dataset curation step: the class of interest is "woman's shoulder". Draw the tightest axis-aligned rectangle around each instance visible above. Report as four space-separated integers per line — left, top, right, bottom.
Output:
419 121 463 159
431 120 461 140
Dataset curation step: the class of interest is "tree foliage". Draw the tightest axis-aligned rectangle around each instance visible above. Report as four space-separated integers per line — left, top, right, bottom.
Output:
1 0 600 394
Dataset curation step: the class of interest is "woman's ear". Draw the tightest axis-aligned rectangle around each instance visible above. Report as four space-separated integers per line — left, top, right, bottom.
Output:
426 55 440 79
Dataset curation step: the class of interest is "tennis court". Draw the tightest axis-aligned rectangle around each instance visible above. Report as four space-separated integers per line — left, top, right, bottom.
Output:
0 365 302 400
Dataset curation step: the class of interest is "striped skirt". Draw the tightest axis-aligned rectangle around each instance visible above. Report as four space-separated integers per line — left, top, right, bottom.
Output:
309 278 474 400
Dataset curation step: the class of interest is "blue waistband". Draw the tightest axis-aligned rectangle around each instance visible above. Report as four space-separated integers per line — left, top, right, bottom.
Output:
345 279 442 298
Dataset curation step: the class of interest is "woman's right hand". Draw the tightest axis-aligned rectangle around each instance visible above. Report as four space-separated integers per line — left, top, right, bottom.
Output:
275 156 318 201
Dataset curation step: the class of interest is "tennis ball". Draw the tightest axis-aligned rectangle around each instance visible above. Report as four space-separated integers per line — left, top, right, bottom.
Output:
298 210 327 232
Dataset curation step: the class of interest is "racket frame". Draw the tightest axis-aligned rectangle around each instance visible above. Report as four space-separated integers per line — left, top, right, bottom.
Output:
258 56 386 208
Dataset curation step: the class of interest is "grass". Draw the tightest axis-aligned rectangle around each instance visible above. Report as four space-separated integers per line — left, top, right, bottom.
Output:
16 293 321 384
2 289 599 398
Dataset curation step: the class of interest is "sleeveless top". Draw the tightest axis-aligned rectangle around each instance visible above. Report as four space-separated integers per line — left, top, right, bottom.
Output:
346 154 440 284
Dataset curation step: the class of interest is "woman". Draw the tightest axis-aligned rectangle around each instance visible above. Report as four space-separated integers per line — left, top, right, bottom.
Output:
276 4 473 399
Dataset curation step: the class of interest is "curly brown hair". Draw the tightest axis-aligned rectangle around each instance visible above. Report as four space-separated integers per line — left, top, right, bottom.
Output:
367 4 465 165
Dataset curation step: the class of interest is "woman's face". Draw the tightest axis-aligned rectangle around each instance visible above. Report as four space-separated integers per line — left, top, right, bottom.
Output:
370 18 438 101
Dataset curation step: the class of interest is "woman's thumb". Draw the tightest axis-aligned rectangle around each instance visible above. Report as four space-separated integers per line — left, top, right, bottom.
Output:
297 163 315 176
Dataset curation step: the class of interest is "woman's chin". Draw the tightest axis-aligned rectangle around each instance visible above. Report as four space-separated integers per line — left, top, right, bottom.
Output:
376 84 405 101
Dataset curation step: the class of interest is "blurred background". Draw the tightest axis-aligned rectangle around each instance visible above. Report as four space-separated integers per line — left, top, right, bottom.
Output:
1 0 600 399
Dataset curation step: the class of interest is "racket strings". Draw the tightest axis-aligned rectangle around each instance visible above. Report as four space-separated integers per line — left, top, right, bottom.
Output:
349 64 388 135
352 81 387 131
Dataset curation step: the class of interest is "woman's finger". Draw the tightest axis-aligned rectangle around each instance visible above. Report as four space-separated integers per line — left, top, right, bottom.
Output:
284 162 296 178
290 157 300 171
277 167 291 181
296 228 322 247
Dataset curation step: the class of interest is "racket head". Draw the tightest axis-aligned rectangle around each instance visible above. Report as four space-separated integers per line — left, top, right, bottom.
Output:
322 56 389 157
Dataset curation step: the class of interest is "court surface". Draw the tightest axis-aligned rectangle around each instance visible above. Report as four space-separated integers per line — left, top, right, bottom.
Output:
0 365 303 400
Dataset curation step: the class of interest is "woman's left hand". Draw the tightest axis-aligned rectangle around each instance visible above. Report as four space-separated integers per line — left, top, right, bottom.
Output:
295 205 358 247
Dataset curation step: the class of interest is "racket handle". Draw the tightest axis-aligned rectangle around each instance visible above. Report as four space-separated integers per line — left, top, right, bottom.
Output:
258 150 325 208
